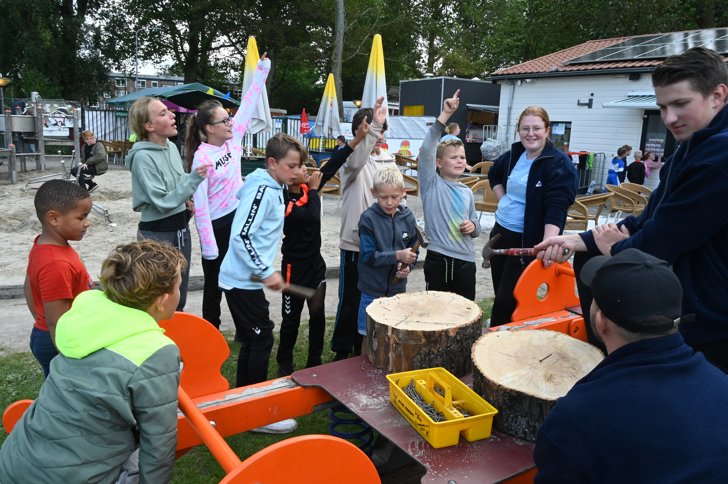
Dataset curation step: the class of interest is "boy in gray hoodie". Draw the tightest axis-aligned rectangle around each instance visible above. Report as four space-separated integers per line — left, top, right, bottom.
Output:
419 90 481 300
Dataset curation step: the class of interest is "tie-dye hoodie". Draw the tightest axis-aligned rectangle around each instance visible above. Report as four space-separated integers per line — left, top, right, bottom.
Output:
191 58 271 259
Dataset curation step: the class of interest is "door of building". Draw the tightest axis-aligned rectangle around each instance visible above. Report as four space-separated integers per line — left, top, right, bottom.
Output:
640 110 676 161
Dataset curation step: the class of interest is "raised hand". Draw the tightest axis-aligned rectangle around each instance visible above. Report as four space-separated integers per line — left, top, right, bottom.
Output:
355 117 371 140
373 96 387 125
444 90 460 114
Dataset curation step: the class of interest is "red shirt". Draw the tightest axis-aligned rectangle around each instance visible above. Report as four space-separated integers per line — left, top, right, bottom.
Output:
26 235 94 331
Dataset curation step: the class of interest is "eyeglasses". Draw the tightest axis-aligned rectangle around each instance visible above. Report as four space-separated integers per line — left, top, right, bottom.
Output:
209 116 233 126
518 126 546 134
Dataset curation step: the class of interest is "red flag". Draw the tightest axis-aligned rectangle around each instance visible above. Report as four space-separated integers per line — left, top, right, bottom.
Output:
300 109 311 135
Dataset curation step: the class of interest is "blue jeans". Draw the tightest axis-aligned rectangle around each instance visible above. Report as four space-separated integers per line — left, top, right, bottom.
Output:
30 327 57 378
357 292 377 336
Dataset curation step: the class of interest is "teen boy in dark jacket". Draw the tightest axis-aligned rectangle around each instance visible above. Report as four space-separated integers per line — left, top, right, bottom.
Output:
537 47 728 371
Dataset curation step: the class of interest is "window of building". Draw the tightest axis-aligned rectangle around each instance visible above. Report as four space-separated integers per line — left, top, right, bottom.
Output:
151 80 158 88
116 90 126 97
177 82 184 86
136 80 147 89
103 92 111 99
549 122 572 152
114 78 126 87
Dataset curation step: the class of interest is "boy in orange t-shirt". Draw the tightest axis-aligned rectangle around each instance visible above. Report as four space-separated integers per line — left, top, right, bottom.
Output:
25 179 94 377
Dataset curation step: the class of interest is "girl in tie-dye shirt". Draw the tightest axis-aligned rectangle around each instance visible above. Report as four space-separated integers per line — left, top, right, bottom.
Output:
184 56 270 328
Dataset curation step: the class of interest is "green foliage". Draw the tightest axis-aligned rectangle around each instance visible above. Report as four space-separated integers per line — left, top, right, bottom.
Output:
0 0 109 101
0 351 44 445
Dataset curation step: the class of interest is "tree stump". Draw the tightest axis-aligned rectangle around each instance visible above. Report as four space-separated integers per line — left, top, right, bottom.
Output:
366 291 483 376
472 330 603 442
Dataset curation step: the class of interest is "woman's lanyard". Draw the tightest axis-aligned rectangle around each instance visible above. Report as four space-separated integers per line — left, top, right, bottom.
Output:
285 183 309 217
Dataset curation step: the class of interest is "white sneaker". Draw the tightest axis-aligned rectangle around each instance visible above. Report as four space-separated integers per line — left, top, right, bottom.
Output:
251 418 298 434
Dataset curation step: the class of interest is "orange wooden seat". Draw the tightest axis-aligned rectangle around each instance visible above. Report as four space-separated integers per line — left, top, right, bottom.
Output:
159 311 230 398
221 434 380 484
2 399 33 434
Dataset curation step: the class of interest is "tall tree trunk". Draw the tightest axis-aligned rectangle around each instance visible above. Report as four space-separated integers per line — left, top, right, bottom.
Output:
332 0 345 117
184 25 201 83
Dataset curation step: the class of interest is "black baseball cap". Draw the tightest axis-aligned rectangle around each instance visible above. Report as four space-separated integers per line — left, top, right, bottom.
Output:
581 249 683 334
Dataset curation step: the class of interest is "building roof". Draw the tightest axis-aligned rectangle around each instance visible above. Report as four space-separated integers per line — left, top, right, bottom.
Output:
490 29 728 80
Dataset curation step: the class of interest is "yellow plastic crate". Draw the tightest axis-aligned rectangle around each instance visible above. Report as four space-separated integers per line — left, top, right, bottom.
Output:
387 367 498 449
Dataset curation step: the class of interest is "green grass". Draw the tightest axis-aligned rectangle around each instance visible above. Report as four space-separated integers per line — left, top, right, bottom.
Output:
0 298 494 482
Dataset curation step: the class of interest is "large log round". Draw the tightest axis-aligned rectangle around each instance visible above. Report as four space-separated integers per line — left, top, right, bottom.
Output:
366 291 483 376
472 330 604 442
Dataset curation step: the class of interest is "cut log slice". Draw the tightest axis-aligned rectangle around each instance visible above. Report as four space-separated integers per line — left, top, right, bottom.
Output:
366 291 483 376
472 329 603 442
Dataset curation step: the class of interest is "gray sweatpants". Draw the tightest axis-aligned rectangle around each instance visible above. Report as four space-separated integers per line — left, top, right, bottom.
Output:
138 227 192 311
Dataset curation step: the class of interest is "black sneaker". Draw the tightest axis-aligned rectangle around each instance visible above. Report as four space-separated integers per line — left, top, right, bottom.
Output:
87 182 98 193
277 364 294 377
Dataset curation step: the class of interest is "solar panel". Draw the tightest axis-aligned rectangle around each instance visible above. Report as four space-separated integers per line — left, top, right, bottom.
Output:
566 28 728 64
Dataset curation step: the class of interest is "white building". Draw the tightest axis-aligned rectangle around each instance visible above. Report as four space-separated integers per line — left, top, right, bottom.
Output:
488 28 728 189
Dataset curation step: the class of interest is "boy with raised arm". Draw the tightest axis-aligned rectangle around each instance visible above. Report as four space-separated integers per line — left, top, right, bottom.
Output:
419 90 481 300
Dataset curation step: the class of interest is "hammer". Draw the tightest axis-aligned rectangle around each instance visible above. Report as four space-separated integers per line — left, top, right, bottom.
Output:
482 234 571 268
481 233 539 269
391 226 429 285
251 275 317 300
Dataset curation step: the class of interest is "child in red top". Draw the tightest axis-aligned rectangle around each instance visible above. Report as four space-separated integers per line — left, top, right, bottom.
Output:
25 179 94 377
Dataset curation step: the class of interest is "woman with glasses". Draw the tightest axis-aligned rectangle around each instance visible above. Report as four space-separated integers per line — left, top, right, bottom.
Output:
183 55 270 329
486 106 577 326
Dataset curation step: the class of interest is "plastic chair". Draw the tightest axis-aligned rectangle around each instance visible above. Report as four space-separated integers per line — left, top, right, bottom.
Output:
606 184 647 215
469 161 493 174
471 179 499 221
620 182 653 198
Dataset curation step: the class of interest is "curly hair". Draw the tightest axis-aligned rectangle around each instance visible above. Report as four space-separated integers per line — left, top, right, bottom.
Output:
100 240 187 311
34 179 89 223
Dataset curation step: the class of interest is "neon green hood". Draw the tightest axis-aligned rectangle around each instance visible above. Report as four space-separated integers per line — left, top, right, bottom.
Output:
56 290 173 365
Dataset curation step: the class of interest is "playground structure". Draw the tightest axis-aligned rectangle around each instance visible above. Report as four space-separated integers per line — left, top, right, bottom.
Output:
0 97 113 223
3 259 585 482
1 95 82 180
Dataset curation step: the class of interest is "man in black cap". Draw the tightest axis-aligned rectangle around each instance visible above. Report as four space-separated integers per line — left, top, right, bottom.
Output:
534 249 728 483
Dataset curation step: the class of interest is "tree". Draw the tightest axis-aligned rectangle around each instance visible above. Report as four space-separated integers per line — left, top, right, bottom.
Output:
0 0 109 101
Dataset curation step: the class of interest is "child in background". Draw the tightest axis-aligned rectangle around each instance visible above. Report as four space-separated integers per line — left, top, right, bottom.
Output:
334 135 347 152
25 179 94 378
330 96 395 361
1 240 186 483
440 122 461 141
419 90 481 300
276 169 326 376
218 133 305 434
126 96 208 311
357 167 418 341
184 55 270 329
608 145 628 185
626 149 646 185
